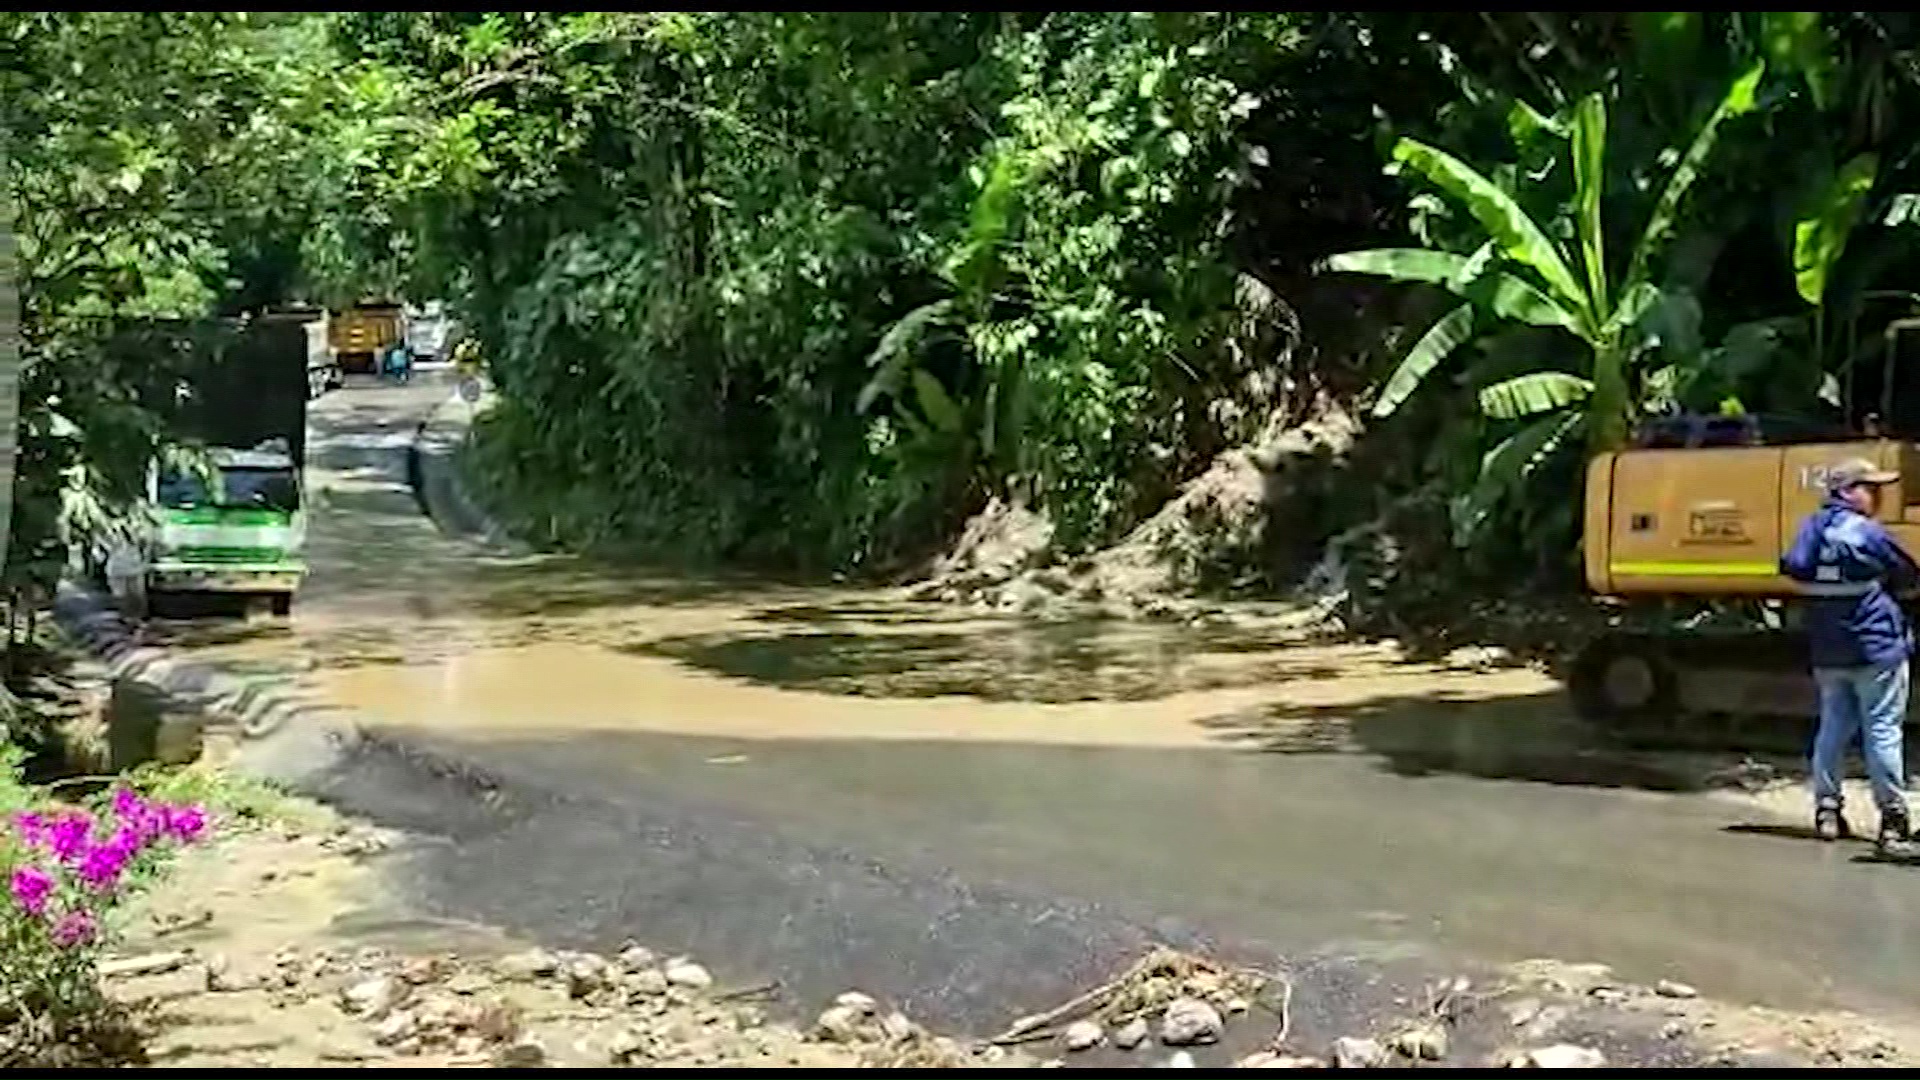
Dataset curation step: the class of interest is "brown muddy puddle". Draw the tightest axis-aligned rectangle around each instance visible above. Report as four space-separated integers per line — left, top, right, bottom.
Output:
149 376 1806 807
146 558 1770 795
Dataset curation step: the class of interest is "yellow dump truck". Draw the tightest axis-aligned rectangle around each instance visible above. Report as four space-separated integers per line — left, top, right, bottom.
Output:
327 303 406 374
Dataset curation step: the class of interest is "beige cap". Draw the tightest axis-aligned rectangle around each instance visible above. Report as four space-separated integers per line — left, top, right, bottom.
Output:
1827 457 1899 492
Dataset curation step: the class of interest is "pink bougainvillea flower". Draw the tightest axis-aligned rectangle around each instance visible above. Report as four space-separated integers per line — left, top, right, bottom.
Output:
9 865 54 916
108 823 143 855
50 910 97 948
131 808 163 843
77 840 132 892
46 812 94 864
163 805 208 844
110 787 144 821
13 810 47 848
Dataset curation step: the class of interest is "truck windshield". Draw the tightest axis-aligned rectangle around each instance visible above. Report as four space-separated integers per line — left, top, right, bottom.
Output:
158 467 300 512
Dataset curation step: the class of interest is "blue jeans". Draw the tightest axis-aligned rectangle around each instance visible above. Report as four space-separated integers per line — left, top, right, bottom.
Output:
1812 660 1910 816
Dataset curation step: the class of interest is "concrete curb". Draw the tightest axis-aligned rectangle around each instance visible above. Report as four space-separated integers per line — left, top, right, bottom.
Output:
408 388 524 553
51 581 360 787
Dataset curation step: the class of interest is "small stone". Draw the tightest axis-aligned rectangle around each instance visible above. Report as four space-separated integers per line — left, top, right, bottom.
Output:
469 1000 522 1042
497 949 559 981
200 954 232 992
1390 1023 1449 1062
1166 1050 1197 1068
664 959 713 990
835 990 878 1016
1655 979 1698 999
341 976 407 1019
1114 1018 1151 1050
880 1011 921 1045
493 1038 546 1068
625 968 669 997
1660 1021 1687 1040
617 943 656 972
397 956 443 985
445 972 491 996
370 1010 418 1046
814 1004 867 1043
1160 998 1224 1046
1222 996 1251 1015
563 954 612 998
1063 1020 1104 1052
1523 1044 1606 1069
1330 1036 1388 1069
453 1034 486 1056
607 1026 649 1064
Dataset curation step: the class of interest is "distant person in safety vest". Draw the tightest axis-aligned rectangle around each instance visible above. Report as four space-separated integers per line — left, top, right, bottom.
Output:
1780 458 1920 851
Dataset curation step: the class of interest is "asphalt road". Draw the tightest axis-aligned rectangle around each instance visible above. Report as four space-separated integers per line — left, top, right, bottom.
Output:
151 377 1920 1061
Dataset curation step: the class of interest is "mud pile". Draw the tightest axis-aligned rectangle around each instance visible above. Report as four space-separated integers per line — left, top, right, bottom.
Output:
911 401 1359 621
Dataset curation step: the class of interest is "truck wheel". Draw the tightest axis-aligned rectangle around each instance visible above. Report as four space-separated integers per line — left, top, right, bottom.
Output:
1569 633 1679 733
269 592 293 618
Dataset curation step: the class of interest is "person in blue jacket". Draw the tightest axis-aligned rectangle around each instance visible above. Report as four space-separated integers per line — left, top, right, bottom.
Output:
1780 458 1920 850
383 343 413 384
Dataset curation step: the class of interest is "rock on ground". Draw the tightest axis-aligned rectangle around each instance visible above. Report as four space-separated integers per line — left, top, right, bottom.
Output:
1113 1017 1151 1050
1330 1035 1387 1068
1062 1019 1103 1051
1159 997 1224 1046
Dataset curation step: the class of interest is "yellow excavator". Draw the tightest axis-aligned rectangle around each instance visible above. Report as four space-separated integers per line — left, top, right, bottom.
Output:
1574 417 1920 749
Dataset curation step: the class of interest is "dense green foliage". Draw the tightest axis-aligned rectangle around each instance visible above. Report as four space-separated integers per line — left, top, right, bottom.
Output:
12 12 1920 606
321 12 1434 570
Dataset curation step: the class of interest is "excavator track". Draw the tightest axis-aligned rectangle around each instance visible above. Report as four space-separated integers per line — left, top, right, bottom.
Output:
1568 628 1833 756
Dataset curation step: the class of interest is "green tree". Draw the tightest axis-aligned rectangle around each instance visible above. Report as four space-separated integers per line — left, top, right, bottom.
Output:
1325 62 1764 543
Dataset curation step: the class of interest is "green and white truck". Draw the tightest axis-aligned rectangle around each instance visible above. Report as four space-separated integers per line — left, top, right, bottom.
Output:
145 440 306 615
93 311 314 619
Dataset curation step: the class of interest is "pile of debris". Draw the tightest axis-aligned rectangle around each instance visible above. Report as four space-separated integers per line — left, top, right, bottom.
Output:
907 404 1360 624
987 947 1617 1069
113 930 1024 1069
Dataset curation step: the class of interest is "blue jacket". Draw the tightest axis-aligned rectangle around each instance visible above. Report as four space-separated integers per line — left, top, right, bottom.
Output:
1780 500 1920 668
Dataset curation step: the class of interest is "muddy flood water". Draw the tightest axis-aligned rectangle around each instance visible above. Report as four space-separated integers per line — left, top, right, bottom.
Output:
150 381 1920 1029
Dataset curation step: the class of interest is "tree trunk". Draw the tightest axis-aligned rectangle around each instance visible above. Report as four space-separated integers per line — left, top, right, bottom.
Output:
0 127 19 593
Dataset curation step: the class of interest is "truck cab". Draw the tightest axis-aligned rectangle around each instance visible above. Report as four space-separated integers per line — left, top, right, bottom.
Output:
145 441 307 615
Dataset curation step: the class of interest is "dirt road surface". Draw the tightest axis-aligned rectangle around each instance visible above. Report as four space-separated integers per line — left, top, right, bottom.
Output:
138 378 1920 1062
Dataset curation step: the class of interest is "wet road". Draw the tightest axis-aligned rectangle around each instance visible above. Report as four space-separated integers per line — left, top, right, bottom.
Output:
164 380 1920 1031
